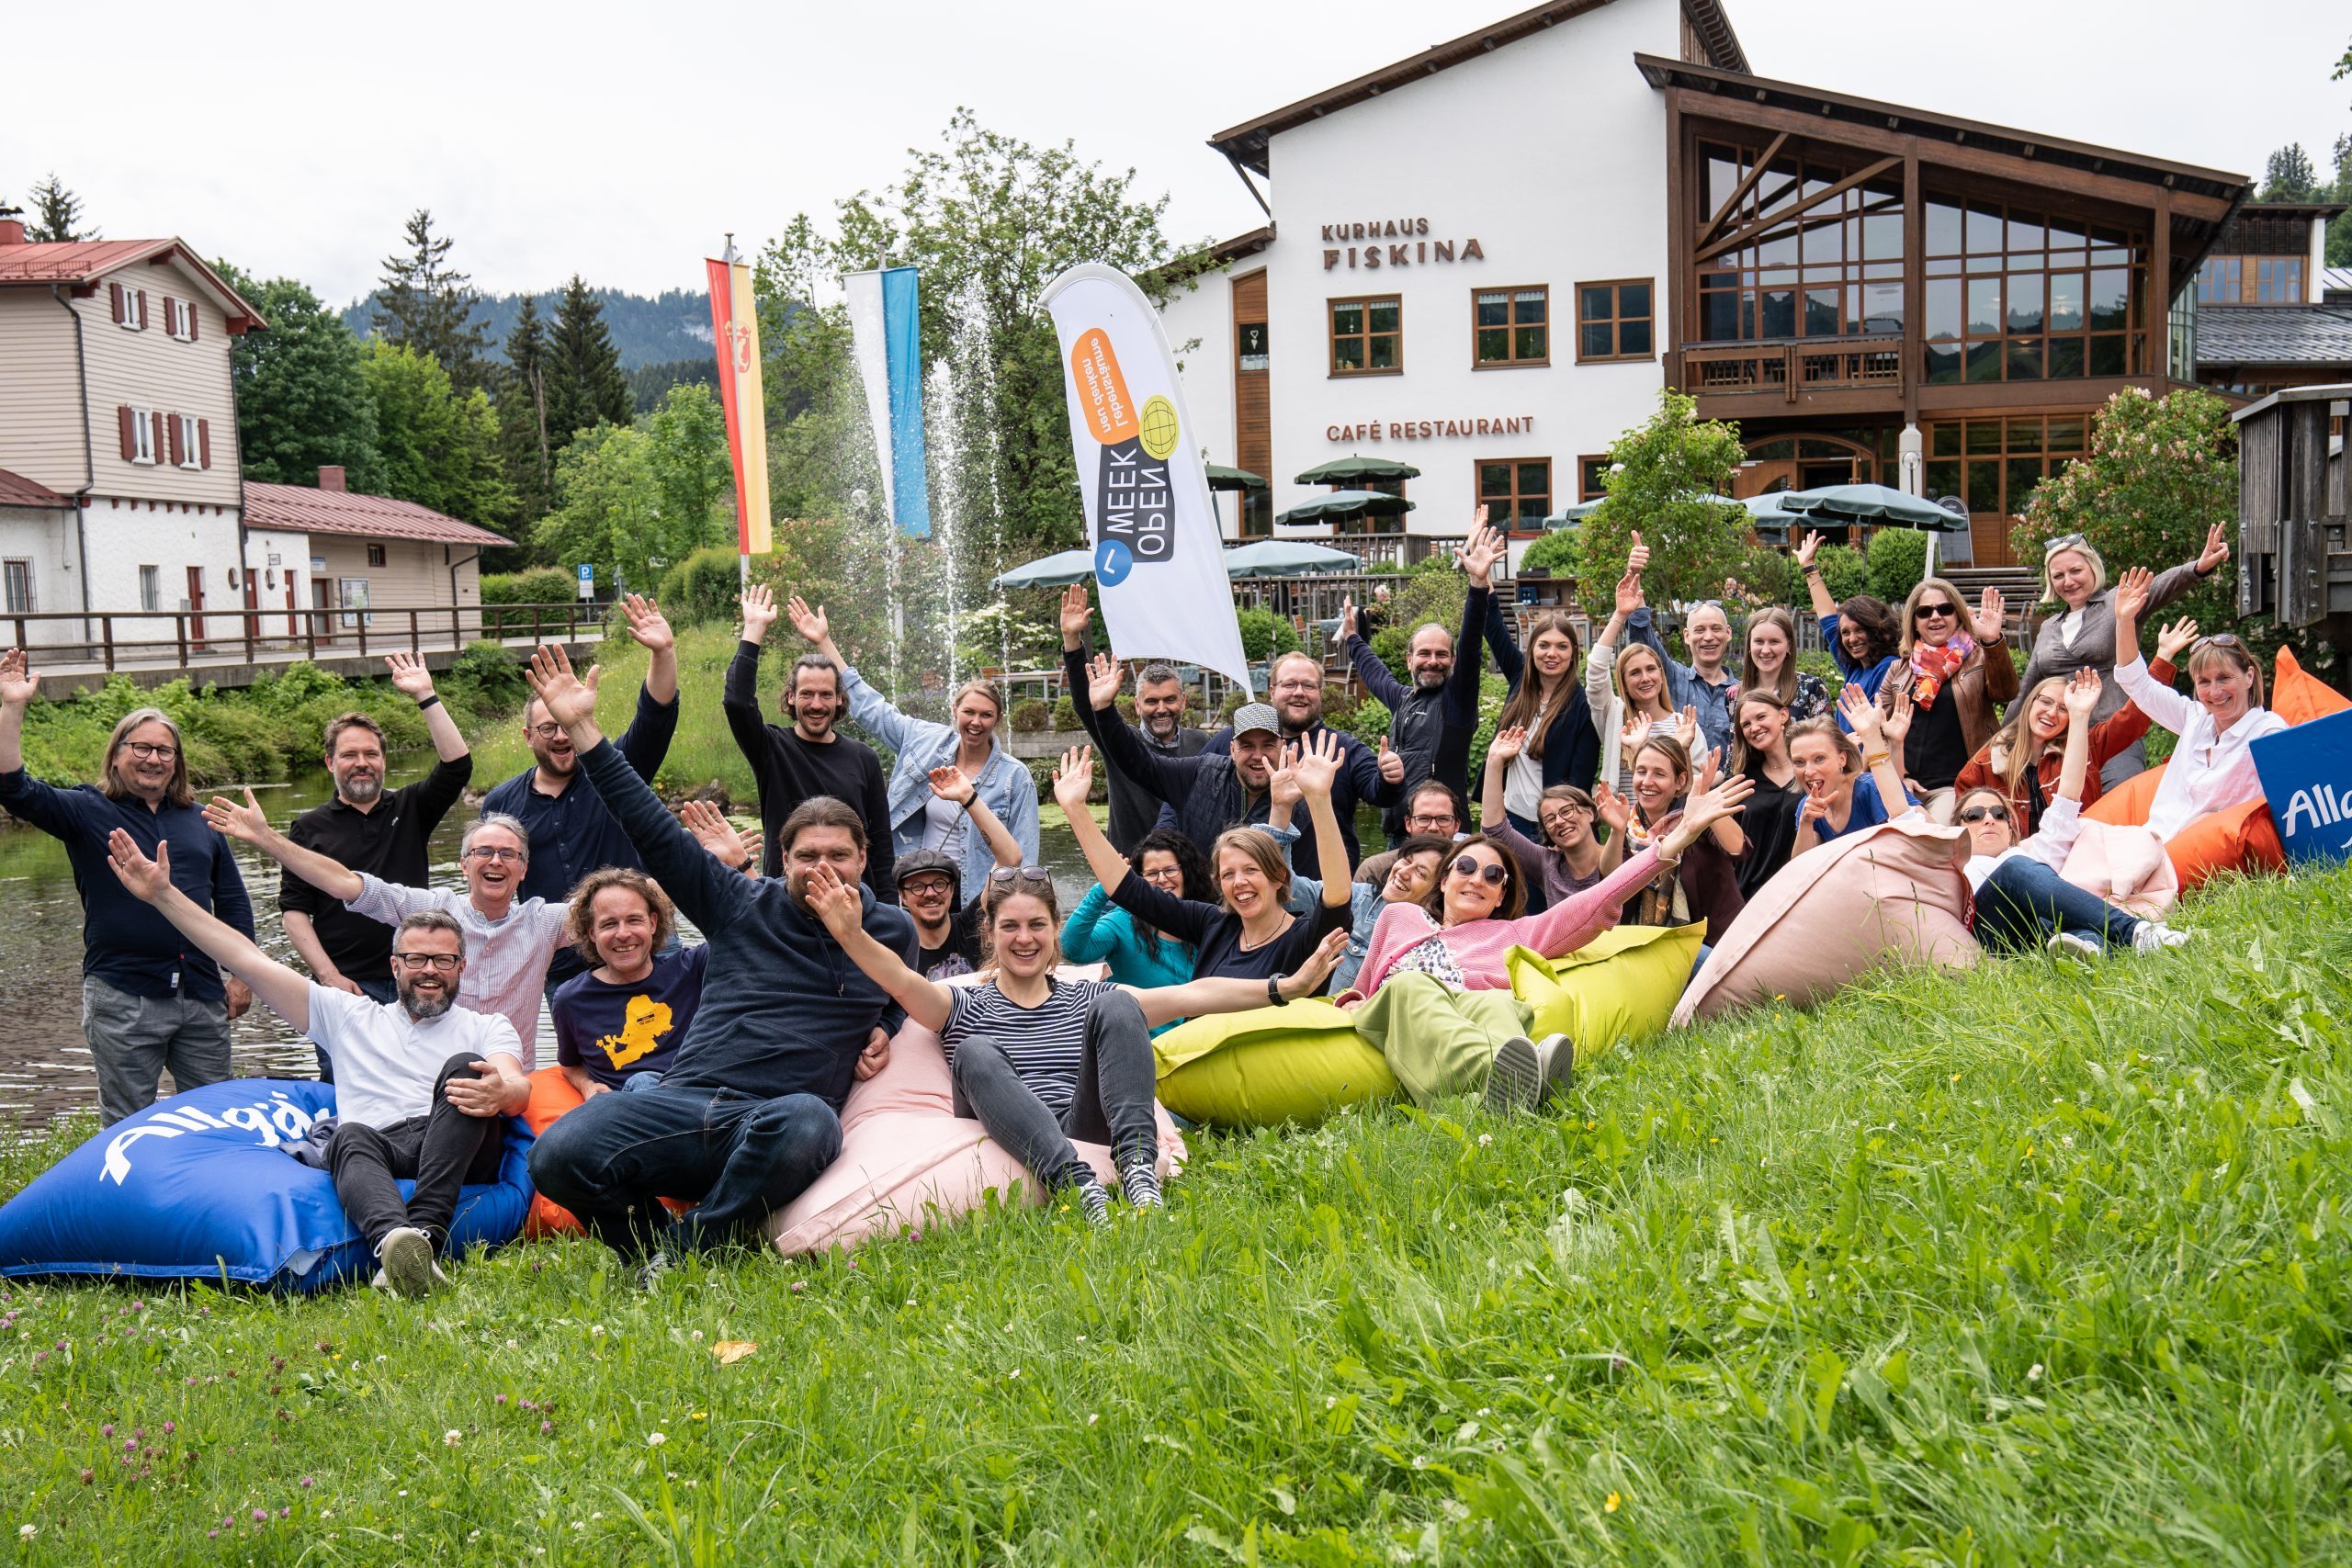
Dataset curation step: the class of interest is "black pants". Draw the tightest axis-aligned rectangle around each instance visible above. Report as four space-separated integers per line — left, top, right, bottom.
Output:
950 987 1158 1193
326 1051 506 1252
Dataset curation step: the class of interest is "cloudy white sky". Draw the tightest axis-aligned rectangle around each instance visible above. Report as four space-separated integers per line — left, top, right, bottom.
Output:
8 0 2346 305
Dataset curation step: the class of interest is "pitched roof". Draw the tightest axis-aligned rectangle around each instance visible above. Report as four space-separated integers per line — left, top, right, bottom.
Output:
241 481 513 547
0 238 266 331
0 467 69 508
1208 0 1747 175
2195 304 2352 367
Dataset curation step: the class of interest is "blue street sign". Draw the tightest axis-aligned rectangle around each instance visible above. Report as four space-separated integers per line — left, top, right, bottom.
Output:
2252 708 2352 866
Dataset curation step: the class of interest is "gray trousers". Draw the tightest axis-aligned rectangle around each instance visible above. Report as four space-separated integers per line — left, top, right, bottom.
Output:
82 976 232 1128
949 987 1159 1193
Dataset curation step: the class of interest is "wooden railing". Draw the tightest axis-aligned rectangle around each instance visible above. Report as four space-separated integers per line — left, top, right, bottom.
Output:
1680 335 1905 401
0 603 605 672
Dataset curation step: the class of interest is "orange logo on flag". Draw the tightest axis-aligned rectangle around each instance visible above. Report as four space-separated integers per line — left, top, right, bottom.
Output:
1069 329 1138 445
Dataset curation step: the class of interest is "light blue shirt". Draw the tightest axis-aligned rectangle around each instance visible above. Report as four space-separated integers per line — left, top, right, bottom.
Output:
841 662 1041 896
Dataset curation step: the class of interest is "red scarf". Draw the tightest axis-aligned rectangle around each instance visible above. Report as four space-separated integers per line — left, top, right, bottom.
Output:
1908 636 1974 708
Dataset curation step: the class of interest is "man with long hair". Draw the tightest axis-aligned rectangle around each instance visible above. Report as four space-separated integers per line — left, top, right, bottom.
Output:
0 649 254 1124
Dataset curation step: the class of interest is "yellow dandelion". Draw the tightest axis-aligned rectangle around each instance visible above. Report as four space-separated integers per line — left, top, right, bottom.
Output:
1605 1492 1623 1514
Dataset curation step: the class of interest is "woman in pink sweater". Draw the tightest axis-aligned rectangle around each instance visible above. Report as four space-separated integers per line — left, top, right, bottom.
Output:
1344 775 1750 1113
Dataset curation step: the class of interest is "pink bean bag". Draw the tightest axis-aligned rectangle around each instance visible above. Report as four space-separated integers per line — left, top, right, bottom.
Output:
1673 816 1980 1025
2059 819 2179 920
766 969 1186 1258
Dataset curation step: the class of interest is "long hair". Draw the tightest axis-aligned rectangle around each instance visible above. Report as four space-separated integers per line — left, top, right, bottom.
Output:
1612 641 1673 720
102 708 194 808
1836 595 1901 666
1494 613 1580 759
1419 839 1526 923
1209 827 1292 914
1899 576 1974 657
1128 829 1211 964
1730 690 1791 778
564 867 679 964
1739 606 1802 706
1986 676 2068 804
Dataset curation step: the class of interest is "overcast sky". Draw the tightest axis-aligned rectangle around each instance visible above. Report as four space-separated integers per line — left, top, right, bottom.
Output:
8 0 2346 305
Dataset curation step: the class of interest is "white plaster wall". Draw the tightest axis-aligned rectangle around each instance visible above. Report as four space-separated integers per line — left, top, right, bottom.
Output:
1159 259 1241 536
80 496 244 649
0 504 84 649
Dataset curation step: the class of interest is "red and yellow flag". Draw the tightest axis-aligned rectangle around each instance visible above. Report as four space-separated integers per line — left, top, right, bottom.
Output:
706 243 772 557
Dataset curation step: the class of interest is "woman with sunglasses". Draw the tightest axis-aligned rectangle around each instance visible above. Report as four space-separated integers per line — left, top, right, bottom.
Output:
1881 574 2017 793
1480 726 1624 906
1960 670 2193 955
1061 829 1212 1030
2111 566 2286 843
1734 606 1830 724
1729 690 1802 898
1797 531 1904 728
1792 684 1919 853
1953 617 2194 836
804 852 1347 1226
2019 523 2230 788
1060 736 1352 987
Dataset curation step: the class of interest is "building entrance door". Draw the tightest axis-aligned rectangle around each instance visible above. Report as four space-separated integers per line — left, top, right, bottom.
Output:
186 566 208 652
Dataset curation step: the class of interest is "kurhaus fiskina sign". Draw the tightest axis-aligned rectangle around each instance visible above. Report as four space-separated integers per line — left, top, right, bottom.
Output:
1327 415 1537 443
1322 218 1485 272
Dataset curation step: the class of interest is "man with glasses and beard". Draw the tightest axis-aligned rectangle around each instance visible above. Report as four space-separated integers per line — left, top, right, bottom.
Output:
481 593 681 991
103 838 528 1301
0 649 254 1126
723 583 892 895
1191 650 1402 874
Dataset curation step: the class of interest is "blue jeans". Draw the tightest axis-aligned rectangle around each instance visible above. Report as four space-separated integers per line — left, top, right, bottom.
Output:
1973 857 2142 954
526 1082 842 1260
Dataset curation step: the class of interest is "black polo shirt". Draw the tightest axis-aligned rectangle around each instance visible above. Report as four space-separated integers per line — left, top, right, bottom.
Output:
280 753 474 985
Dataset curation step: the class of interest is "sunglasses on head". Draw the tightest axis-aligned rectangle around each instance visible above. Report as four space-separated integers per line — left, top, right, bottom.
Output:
987 865 1054 889
1958 804 2010 824
2042 533 2090 556
2195 632 2245 650
1450 855 1509 886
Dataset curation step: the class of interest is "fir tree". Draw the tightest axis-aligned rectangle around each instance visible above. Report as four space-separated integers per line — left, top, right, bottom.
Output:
26 174 96 243
2260 143 2321 202
543 276 632 453
372 209 492 391
498 293 556 523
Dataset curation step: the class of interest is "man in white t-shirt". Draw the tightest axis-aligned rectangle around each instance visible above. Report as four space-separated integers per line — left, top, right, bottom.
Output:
102 829 528 1300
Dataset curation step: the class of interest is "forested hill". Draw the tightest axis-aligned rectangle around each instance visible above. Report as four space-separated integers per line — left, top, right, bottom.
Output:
339 286 711 368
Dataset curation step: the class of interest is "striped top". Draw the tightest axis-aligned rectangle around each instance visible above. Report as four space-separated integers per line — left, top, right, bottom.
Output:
942 976 1118 1115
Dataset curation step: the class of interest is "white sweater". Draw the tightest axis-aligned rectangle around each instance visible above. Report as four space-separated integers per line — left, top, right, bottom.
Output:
1964 795 2086 890
2112 657 2287 840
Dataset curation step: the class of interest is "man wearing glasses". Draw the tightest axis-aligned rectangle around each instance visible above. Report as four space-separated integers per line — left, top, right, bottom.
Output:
1186 650 1404 873
0 652 254 1125
481 593 682 992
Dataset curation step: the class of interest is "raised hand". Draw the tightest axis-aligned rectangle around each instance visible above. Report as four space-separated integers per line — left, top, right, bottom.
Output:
1376 734 1404 784
1293 729 1342 799
1267 742 1303 813
926 763 977 806
1674 705 1701 755
2154 615 2199 665
1487 724 1527 762
799 861 865 939
1457 525 1506 590
0 648 40 706
2112 565 2154 626
524 643 604 731
1612 566 1644 619
1878 680 1914 748
1662 776 1756 859
620 592 674 654
1277 927 1351 1001
785 594 830 646
202 786 273 845
1592 779 1632 834
2197 519 2231 575
1057 582 1092 648
1052 744 1094 817
2063 666 2103 719
1838 681 1883 742
1971 587 2006 645
106 828 172 903
740 583 779 643
1796 530 1821 570
678 799 754 868
1339 597 1358 640
1691 745 1722 797
1625 531 1649 577
1085 652 1122 712
383 649 435 699
1620 710 1652 755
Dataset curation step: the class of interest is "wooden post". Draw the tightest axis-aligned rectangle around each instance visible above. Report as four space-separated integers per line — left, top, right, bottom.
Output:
175 614 187 670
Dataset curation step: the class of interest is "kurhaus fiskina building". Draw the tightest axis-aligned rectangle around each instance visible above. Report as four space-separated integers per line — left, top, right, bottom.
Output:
1159 0 2257 570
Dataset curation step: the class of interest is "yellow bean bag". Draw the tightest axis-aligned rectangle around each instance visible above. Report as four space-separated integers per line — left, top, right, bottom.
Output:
1150 999 1396 1130
1504 926 1707 1063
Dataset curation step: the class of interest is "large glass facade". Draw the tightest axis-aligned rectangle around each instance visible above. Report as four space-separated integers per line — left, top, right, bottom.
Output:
1697 141 1905 344
1922 415 2087 519
1921 197 2147 384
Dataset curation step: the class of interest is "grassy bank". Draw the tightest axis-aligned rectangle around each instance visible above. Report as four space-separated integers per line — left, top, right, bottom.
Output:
3 863 2348 1562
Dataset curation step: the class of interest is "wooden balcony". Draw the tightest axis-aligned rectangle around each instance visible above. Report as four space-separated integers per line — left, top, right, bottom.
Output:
1679 334 1905 417
1249 530 1469 570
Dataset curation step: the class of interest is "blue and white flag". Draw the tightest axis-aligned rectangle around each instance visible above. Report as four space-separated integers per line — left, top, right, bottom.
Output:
843 266 932 538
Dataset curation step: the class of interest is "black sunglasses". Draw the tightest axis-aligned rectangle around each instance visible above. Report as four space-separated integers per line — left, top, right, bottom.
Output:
1958 805 2010 824
1915 602 1957 620
1450 855 1509 886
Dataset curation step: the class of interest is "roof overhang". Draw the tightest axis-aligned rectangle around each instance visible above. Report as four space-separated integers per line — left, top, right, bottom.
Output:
0 238 267 332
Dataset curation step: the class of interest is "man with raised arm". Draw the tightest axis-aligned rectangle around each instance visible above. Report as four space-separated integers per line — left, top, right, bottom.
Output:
721 583 893 893
518 645 918 1281
0 648 253 1126
1184 649 1403 874
102 829 527 1300
481 593 681 992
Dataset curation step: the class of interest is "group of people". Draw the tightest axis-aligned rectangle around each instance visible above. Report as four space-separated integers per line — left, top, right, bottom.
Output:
0 504 2281 1297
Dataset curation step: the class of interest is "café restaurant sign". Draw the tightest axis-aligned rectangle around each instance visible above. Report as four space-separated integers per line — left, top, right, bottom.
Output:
1326 414 1536 443
1322 218 1485 271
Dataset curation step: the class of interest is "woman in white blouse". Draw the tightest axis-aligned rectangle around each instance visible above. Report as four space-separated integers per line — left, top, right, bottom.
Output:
2110 564 2285 841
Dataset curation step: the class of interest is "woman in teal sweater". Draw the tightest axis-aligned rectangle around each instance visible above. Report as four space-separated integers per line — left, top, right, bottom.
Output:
1060 829 1205 1032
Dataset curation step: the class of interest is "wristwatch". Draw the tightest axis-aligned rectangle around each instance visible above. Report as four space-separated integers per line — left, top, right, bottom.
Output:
1266 976 1288 1007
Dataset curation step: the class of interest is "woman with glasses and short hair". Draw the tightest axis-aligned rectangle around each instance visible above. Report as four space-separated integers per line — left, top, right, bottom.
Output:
2019 523 2231 788
1877 574 2018 793
2111 566 2287 844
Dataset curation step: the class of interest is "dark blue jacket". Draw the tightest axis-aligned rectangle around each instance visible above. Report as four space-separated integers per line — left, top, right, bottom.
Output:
1483 598 1600 795
0 772 254 1001
1347 582 1494 835
1187 719 1399 873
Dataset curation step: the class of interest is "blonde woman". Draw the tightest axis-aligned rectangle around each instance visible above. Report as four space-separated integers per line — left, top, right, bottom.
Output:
1587 540 1686 793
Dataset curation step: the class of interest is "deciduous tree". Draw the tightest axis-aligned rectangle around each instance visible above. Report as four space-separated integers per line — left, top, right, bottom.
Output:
218 265 382 491
361 340 512 525
1569 390 1751 618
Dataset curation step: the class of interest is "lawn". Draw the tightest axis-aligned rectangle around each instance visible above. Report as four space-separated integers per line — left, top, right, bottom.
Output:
4 861 2348 1562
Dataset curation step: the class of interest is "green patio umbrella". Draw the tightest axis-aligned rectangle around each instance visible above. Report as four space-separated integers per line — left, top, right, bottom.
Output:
1545 491 1770 528
1223 539 1362 578
1294 454 1422 485
1779 483 1968 531
989 547 1097 590
1276 489 1417 526
1204 464 1268 492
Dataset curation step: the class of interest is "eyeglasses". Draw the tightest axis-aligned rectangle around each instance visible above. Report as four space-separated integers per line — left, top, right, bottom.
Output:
987 866 1054 889
1914 602 1957 621
527 723 568 740
463 845 526 863
123 742 178 761
392 952 461 972
1958 805 2010 824
2195 633 2245 649
1450 856 1509 887
1271 680 1321 695
899 876 954 898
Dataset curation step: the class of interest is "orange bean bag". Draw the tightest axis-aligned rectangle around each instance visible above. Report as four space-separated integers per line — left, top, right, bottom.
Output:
520 1068 693 1239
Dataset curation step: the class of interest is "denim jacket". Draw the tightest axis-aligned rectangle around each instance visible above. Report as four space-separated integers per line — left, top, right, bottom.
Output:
841 663 1041 892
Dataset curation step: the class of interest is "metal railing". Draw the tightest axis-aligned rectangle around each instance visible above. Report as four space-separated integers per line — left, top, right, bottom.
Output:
1240 531 1470 570
1680 335 1905 401
1 603 605 672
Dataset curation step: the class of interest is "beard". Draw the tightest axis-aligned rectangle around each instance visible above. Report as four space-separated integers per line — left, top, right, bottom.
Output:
1140 711 1181 742
1413 668 1448 692
339 773 383 806
400 982 454 1021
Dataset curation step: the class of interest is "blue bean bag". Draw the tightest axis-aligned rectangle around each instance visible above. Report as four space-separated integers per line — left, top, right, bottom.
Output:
0 1078 534 1292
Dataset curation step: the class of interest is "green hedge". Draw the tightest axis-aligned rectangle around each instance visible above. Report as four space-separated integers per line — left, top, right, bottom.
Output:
1815 544 1868 604
481 569 575 606
1865 527 1931 604
655 545 746 628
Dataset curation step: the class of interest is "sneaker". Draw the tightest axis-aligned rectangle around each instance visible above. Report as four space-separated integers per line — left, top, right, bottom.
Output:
633 1251 675 1292
1118 1161 1164 1212
376 1225 438 1300
2046 931 2103 963
1072 1178 1113 1229
2132 921 2193 953
1484 1033 1575 1114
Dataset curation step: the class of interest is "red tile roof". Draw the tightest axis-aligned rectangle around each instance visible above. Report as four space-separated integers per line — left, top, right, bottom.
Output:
0 238 266 330
242 481 513 547
0 467 70 508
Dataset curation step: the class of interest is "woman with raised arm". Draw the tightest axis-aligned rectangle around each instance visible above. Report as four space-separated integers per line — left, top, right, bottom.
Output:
1587 538 1682 794
1962 670 2194 955
1486 605 1600 839
1735 606 1831 724
1481 725 1623 906
1059 739 1352 984
2020 522 2231 786
1879 574 2018 792
1792 684 1920 853
1593 735 1746 937
2110 566 2285 843
1796 530 1903 727
1728 691 1803 898
804 855 1345 1226
1059 829 1210 1031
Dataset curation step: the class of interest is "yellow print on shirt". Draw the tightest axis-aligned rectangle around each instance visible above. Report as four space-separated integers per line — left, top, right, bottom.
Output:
599 996 673 1069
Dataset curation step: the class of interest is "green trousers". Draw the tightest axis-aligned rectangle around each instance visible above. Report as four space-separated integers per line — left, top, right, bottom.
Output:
1350 975 1534 1107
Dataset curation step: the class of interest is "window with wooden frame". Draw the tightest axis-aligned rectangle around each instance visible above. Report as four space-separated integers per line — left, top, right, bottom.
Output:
1477 457 1552 534
3 559 35 615
1694 141 1905 346
174 414 205 469
1921 197 2148 385
1577 456 1611 502
1473 286 1549 367
366 544 388 568
121 405 157 465
1575 281 1654 363
108 283 147 332
1329 296 1401 376
1921 415 2088 519
138 566 162 613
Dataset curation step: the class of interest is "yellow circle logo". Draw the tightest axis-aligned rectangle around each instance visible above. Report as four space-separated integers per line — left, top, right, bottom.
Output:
1137 395 1181 460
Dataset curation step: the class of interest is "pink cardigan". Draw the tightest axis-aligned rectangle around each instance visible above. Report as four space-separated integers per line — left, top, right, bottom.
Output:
1354 849 1663 997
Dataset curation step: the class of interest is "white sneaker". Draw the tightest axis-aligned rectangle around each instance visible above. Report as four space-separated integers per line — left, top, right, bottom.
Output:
375 1225 439 1299
1485 1033 1575 1114
2046 931 2103 963
2132 922 2193 953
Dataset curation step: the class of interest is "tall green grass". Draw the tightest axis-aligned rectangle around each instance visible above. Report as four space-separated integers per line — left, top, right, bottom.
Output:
3 863 2348 1561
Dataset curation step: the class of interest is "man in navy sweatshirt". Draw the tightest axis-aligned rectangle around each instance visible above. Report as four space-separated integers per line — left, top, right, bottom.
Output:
519 645 916 1280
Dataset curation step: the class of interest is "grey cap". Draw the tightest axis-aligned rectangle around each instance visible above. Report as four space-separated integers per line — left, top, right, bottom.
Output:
1231 702 1282 739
